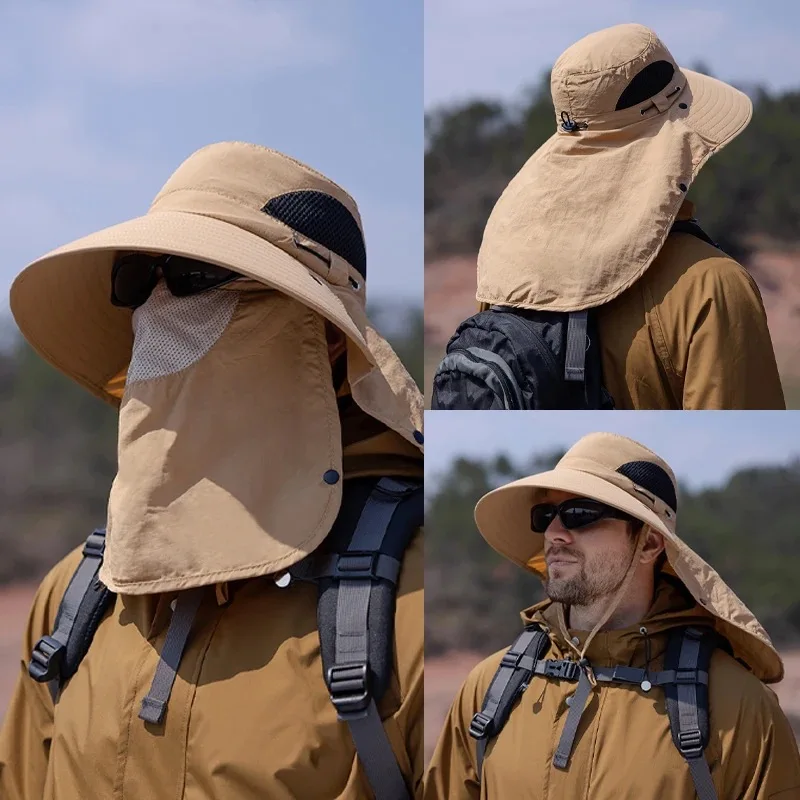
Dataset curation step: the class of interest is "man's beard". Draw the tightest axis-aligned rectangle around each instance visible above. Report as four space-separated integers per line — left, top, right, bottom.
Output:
544 542 634 606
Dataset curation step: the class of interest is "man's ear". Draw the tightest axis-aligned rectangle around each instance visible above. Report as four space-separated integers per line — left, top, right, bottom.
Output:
639 527 665 566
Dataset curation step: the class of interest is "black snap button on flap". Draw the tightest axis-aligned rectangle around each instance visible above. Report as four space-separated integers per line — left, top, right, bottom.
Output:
679 103 688 109
413 430 424 444
679 183 688 192
323 469 340 485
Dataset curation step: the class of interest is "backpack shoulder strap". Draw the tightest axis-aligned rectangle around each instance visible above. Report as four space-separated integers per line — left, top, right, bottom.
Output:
669 219 720 249
468 625 552 779
290 476 422 800
28 529 116 701
663 626 719 800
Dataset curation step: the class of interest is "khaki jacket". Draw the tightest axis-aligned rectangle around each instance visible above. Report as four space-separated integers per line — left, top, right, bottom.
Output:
0 434 424 800
597 203 785 410
424 578 800 800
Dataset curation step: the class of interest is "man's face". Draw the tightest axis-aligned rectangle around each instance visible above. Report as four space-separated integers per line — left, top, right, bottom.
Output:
541 489 637 606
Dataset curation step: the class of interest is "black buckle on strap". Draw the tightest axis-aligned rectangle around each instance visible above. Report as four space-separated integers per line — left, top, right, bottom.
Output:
327 663 370 716
28 635 65 683
82 529 106 559
677 728 704 758
675 668 699 684
469 712 493 740
501 651 523 669
334 552 380 581
544 660 581 681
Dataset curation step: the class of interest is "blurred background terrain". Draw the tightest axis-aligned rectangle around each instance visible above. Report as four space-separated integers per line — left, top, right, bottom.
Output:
424 1 800 406
0 0 423 722
423 413 800 761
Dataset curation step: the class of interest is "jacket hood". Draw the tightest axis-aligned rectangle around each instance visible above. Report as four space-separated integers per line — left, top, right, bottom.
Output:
521 575 749 671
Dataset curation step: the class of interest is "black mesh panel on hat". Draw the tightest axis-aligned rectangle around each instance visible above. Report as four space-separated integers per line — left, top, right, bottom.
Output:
616 461 678 512
615 60 676 110
262 190 367 279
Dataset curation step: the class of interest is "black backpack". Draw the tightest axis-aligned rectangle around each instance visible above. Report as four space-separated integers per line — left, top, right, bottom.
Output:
28 476 422 800
431 219 719 410
469 622 726 800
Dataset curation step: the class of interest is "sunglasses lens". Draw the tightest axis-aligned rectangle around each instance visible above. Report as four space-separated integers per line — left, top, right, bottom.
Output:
111 255 158 308
164 258 241 296
531 504 557 533
560 500 607 530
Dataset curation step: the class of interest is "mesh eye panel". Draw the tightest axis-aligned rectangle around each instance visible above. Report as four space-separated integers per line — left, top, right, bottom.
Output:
616 460 678 512
128 282 239 384
262 190 367 279
615 60 676 110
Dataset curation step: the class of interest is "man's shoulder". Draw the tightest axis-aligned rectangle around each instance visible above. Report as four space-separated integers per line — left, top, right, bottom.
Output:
649 232 759 301
20 545 86 655
708 646 783 720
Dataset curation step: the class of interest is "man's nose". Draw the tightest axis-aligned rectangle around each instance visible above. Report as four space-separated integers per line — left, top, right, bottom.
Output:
544 517 574 544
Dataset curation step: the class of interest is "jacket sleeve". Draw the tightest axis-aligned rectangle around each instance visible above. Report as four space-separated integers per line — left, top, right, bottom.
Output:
393 528 426 799
423 662 486 800
679 257 785 410
721 682 800 799
0 548 83 800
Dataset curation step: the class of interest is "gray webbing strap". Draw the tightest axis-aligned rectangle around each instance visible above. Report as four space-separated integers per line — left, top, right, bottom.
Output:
28 529 108 700
553 666 594 769
564 311 589 382
139 588 204 725
471 628 549 779
331 478 412 800
676 634 718 800
292 552 402 585
345 700 409 800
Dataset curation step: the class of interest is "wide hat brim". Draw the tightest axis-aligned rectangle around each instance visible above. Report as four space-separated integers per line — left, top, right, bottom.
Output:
10 209 423 447
474 467 674 571
476 68 754 312
11 211 367 394
475 467 784 683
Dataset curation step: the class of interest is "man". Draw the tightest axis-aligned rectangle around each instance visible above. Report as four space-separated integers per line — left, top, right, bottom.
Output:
0 142 424 799
425 433 800 799
474 23 784 409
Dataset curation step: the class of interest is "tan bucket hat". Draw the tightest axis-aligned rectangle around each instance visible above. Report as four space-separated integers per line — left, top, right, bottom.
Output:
9 141 423 448
477 23 753 312
474 432 783 682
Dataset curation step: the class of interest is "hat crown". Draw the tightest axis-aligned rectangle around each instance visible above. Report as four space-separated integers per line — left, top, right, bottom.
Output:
551 24 680 121
558 432 678 511
149 141 368 285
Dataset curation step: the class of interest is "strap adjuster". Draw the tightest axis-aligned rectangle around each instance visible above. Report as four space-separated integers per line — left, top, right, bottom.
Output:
544 659 581 681
82 529 106 559
327 663 370 717
28 635 65 682
468 712 493 740
501 651 523 669
334 552 380 581
677 728 704 758
675 668 699 684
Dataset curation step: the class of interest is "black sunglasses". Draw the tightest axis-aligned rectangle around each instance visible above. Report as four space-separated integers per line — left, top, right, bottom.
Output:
111 253 242 309
531 498 637 534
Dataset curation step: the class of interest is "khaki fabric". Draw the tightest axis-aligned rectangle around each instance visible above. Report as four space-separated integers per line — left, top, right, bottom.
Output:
424 579 800 800
475 432 783 683
104 285 344 594
0 434 424 800
596 203 785 409
477 24 752 312
10 141 423 453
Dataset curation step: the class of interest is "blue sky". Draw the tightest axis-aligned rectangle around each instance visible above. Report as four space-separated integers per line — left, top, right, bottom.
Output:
425 412 800 492
0 0 422 329
426 0 800 107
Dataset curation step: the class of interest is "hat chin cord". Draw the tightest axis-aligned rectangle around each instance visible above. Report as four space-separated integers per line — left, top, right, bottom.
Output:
556 527 648 685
